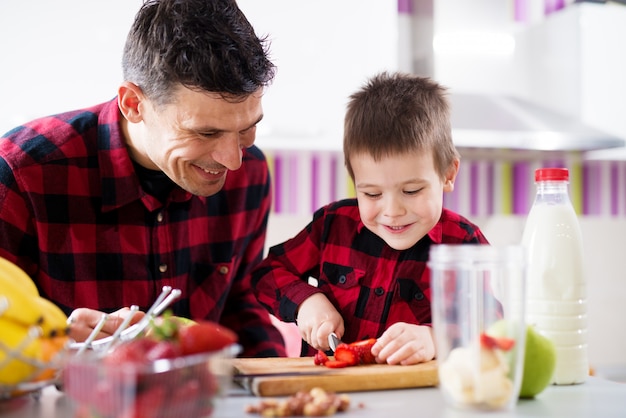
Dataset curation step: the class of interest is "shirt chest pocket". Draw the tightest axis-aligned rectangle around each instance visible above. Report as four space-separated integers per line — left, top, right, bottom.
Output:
321 262 365 289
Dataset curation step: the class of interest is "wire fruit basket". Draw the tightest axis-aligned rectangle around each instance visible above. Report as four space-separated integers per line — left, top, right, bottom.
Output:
0 286 185 400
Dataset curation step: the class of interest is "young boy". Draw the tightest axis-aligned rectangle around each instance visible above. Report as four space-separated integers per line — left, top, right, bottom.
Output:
251 72 489 364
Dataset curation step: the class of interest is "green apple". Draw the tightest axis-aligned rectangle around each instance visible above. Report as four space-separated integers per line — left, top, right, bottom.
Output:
488 320 556 398
519 324 556 398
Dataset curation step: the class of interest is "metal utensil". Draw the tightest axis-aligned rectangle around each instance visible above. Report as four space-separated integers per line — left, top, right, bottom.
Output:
328 332 342 352
69 286 182 353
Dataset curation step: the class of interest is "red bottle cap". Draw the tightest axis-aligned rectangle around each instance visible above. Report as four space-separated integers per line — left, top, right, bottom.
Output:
535 168 569 182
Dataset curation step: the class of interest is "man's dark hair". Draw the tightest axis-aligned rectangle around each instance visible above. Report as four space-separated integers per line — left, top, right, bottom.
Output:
122 0 275 105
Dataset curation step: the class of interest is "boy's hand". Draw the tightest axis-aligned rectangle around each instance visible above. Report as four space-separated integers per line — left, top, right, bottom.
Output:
371 322 435 365
296 293 344 351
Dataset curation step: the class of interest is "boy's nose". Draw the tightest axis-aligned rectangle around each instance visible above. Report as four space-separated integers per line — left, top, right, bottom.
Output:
383 197 406 217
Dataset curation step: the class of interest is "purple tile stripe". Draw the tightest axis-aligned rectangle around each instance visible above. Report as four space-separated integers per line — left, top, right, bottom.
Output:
274 155 282 213
470 162 479 216
487 162 494 215
513 0 529 22
513 162 531 215
610 161 619 216
311 154 320 214
397 0 412 14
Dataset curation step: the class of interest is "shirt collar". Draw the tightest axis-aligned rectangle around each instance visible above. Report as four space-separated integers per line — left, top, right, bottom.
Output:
97 99 192 212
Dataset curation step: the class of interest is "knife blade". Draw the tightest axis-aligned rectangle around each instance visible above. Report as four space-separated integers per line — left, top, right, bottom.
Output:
232 370 334 381
328 332 342 352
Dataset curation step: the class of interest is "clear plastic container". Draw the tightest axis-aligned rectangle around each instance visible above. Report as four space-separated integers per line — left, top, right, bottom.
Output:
429 244 527 411
63 344 240 418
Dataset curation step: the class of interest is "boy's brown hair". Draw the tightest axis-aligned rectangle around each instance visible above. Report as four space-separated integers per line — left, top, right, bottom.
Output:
343 71 459 180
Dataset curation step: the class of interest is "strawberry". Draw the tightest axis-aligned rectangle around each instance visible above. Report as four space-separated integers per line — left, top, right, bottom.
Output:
324 359 349 368
349 338 377 364
178 320 238 355
121 384 166 418
314 350 329 366
145 340 182 361
103 338 158 365
333 343 358 366
480 333 515 351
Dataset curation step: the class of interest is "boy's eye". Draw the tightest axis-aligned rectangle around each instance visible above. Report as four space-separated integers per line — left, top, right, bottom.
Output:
363 192 381 198
404 189 422 195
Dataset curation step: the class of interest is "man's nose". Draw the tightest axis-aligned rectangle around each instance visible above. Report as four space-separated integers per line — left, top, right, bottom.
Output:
213 134 244 171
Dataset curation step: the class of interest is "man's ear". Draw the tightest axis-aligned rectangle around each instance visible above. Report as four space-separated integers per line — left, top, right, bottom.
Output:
118 81 145 123
443 158 460 193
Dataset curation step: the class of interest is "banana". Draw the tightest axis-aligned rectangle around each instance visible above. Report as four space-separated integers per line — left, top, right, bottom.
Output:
35 296 69 337
0 275 43 330
0 317 42 385
0 256 39 297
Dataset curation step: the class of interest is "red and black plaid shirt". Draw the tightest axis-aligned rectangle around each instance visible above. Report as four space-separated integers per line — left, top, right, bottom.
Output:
251 199 488 356
0 99 285 357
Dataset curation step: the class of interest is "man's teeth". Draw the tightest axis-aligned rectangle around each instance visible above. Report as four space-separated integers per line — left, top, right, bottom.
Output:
202 168 220 174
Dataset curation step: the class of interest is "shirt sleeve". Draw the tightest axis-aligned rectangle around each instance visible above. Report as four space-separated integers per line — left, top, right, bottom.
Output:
0 154 38 277
250 205 330 323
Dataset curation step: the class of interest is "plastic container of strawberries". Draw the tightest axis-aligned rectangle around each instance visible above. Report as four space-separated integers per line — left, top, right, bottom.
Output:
63 343 240 418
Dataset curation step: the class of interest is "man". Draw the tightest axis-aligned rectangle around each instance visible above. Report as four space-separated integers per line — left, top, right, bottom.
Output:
0 0 285 357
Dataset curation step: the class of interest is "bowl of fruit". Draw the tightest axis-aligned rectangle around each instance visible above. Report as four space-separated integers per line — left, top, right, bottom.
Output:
63 315 240 418
0 256 72 399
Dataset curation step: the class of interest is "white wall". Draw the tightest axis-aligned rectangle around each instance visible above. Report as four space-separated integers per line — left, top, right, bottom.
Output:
0 0 399 151
0 1 142 135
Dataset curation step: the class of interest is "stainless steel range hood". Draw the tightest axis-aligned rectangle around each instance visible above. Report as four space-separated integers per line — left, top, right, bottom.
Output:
448 93 625 151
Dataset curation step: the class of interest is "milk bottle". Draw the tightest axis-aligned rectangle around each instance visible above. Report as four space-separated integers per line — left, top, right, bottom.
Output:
521 168 588 385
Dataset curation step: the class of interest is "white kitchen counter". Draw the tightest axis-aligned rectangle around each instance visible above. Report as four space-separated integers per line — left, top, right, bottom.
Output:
2 377 625 418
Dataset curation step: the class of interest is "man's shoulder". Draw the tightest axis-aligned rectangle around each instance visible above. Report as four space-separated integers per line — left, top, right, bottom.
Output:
1 100 117 166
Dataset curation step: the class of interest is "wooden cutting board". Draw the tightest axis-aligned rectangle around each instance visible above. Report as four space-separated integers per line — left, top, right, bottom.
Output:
230 357 439 396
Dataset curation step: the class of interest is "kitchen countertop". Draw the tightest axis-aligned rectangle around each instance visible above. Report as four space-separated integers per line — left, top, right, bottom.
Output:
1 376 625 418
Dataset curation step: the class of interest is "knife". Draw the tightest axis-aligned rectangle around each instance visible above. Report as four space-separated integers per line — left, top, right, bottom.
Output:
328 332 342 352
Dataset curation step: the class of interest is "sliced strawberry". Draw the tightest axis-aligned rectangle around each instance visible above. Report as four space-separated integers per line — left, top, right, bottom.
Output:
324 359 349 368
349 338 377 364
480 333 515 351
333 343 358 366
314 350 329 366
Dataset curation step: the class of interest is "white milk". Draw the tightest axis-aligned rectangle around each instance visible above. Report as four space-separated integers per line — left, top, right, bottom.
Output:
521 172 588 385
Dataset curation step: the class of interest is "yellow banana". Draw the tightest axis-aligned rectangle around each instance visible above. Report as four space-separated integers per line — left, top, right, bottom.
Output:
0 256 39 297
0 317 42 385
34 296 69 337
0 282 43 331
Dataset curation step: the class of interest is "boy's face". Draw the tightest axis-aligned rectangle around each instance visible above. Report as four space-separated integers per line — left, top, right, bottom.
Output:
351 149 457 251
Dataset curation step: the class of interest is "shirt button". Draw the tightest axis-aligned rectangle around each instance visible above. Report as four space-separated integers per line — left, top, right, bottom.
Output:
374 287 384 296
219 265 229 275
414 292 425 301
156 212 164 222
338 275 347 284
158 263 167 273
